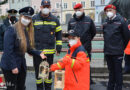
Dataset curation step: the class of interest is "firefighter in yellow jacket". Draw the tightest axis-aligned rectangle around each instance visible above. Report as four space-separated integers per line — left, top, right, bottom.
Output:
32 0 62 90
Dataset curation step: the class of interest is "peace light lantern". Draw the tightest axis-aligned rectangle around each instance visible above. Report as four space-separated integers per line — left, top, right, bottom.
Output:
38 60 50 80
54 70 65 90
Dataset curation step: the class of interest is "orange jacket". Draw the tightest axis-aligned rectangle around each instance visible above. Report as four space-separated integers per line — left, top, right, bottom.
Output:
51 40 90 90
125 41 130 55
124 25 130 55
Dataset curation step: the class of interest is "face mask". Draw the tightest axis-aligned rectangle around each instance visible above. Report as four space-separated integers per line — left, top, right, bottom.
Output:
21 17 31 26
69 39 77 47
41 8 50 15
75 11 83 17
106 12 114 18
10 16 16 24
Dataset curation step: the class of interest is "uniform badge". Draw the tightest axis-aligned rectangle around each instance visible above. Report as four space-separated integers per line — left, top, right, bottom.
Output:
51 32 53 35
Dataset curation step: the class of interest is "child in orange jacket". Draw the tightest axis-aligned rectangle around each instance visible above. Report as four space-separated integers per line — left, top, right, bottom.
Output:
50 30 90 90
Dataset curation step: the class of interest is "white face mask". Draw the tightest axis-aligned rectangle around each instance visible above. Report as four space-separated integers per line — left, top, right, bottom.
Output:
75 11 83 17
21 17 31 26
41 8 50 15
106 12 114 18
69 39 77 47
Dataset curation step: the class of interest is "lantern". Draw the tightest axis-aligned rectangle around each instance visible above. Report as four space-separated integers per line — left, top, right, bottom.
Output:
38 60 49 80
54 70 65 90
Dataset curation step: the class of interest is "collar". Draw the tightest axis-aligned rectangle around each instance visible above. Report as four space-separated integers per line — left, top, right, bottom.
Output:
69 40 82 53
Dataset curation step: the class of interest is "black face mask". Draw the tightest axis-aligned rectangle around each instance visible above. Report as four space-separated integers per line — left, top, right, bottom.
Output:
10 16 16 24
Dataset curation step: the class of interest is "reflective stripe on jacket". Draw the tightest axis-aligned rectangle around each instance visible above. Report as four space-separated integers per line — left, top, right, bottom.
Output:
32 12 62 54
51 40 90 90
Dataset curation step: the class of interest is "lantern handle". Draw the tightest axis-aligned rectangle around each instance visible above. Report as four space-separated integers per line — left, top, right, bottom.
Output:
42 58 47 61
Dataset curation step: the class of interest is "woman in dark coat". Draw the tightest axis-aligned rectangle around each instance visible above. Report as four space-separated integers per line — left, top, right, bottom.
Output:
0 7 46 90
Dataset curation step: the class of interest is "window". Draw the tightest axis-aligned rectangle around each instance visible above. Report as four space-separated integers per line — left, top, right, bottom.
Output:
72 2 76 8
90 0 95 7
12 0 14 3
56 3 60 8
81 1 85 8
101 0 105 5
64 3 67 9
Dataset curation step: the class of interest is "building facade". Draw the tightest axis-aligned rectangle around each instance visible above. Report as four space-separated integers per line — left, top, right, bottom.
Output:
95 0 110 23
31 0 41 14
9 0 31 11
51 0 95 24
0 0 9 16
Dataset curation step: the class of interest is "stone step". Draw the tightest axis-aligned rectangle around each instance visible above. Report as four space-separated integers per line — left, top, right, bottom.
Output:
92 73 130 81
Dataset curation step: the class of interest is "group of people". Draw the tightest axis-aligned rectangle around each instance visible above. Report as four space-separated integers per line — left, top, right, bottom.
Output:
0 0 130 90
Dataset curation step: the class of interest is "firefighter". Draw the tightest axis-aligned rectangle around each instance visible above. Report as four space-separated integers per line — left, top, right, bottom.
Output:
50 29 90 90
32 0 62 90
0 7 46 90
0 9 18 55
68 3 96 84
103 4 130 90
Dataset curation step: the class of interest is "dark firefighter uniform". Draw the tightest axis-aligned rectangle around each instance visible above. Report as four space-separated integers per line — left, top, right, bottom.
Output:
0 9 18 52
32 1 62 90
68 3 96 84
103 5 130 90
68 6 96 59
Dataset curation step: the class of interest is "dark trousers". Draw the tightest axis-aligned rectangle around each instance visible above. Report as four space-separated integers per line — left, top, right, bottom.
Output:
124 54 130 72
2 67 26 90
105 55 123 90
33 54 54 90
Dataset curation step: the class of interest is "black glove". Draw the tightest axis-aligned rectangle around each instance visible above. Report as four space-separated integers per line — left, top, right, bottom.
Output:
56 45 62 54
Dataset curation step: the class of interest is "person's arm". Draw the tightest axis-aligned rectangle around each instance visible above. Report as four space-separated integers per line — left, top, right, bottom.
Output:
55 19 62 55
3 27 17 70
50 61 65 71
50 52 90 71
121 19 130 47
27 48 41 56
90 19 96 40
27 48 46 59
62 52 90 71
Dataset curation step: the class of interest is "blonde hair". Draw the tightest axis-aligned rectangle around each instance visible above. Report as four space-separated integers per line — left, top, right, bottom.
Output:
14 16 34 53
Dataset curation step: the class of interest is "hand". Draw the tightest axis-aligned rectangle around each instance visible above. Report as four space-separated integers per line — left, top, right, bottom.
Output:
56 51 60 56
40 52 47 59
12 68 19 74
0 52 3 54
58 58 63 62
